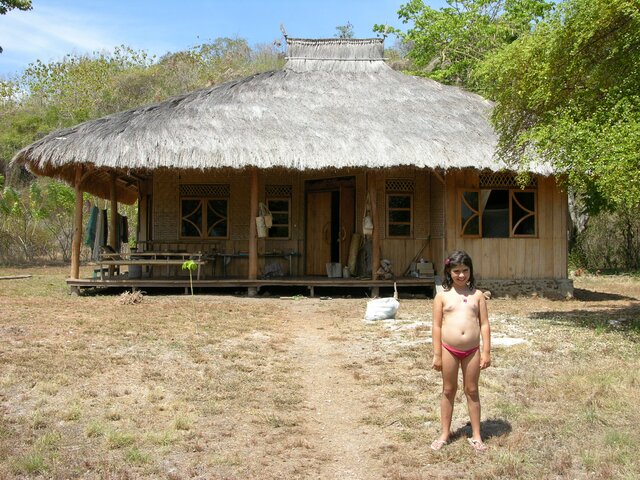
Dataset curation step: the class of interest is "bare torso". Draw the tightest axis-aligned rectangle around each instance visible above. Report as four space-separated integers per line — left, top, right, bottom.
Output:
440 288 482 351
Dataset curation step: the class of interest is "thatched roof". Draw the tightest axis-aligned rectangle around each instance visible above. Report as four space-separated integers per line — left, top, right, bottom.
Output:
12 37 533 203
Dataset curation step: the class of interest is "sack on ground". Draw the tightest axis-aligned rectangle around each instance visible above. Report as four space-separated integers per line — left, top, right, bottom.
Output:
364 297 400 321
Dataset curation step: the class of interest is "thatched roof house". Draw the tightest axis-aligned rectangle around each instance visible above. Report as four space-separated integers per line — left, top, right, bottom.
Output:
14 38 502 201
12 36 571 297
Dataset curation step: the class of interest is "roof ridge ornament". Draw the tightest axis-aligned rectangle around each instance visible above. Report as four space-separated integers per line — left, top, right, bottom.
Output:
280 23 288 39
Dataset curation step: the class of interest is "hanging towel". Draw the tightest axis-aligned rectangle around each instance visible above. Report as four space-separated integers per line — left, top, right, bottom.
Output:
92 209 108 261
115 214 121 253
121 216 129 244
84 206 98 247
101 209 108 247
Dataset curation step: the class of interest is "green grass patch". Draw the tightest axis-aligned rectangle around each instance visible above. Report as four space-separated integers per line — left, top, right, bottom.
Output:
105 430 136 449
12 451 48 475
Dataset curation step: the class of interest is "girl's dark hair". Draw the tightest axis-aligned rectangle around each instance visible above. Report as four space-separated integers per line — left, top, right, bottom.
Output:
442 250 475 290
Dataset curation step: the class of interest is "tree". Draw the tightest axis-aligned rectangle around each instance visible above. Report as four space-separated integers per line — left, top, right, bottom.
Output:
0 0 32 53
0 0 30 14
375 0 553 89
0 177 73 262
478 0 640 212
335 22 355 39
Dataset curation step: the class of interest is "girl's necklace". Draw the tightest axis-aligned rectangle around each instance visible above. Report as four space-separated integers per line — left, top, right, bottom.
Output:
456 288 470 303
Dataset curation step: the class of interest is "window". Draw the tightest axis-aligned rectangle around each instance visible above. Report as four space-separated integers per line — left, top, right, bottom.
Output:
386 179 414 238
266 185 292 239
180 184 229 238
459 176 537 238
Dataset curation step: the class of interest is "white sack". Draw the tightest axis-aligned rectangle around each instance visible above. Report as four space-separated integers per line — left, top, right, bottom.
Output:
364 297 400 321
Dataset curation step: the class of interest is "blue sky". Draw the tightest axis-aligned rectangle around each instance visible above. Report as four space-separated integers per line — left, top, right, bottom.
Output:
0 0 447 78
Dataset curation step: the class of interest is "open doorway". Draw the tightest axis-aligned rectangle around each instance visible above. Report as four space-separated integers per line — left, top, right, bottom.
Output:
305 177 355 275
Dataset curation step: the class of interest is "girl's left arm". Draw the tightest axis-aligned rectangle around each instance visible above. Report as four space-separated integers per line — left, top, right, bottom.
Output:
478 293 491 369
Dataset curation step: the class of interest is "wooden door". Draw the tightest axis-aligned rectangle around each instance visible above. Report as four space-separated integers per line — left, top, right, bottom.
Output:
306 191 332 275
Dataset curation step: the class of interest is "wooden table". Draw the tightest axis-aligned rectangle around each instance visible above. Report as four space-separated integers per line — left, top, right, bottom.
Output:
98 252 207 280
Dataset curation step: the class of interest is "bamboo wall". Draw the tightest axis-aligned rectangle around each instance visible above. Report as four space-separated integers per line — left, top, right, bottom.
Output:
443 170 568 280
143 167 567 280
369 168 436 278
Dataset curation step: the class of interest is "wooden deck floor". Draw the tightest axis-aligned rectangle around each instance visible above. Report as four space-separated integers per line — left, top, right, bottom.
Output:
67 275 436 297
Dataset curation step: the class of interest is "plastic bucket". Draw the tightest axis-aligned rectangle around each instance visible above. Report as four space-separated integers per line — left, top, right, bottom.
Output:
326 262 342 278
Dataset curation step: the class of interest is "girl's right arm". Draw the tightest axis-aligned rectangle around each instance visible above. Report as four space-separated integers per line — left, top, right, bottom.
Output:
432 293 444 371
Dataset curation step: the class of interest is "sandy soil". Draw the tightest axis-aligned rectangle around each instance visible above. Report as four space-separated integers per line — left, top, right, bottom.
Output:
1 268 639 479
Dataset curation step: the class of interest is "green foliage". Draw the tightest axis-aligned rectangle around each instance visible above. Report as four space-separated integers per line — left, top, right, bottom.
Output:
0 177 75 262
570 207 640 271
0 38 282 264
0 0 31 15
335 22 355 39
182 260 197 272
478 0 640 211
21 46 154 126
376 0 553 89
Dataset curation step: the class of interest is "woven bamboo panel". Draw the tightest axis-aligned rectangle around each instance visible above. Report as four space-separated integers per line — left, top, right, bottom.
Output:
230 174 248 241
153 170 179 241
430 175 444 238
413 171 428 238
179 184 230 197
385 178 415 193
265 184 292 197
479 172 537 189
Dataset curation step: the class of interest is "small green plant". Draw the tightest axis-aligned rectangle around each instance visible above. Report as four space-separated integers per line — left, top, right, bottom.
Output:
182 259 197 296
182 259 199 331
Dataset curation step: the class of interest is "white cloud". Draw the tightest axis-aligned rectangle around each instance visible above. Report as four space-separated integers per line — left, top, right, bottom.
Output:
1 5 117 73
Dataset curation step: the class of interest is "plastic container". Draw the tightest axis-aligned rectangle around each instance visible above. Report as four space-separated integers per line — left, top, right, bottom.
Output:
326 262 342 278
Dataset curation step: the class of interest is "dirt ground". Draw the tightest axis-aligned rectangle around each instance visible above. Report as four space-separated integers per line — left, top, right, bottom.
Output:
1 267 639 479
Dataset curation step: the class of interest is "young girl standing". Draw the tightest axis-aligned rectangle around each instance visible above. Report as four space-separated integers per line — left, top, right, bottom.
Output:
430 250 491 452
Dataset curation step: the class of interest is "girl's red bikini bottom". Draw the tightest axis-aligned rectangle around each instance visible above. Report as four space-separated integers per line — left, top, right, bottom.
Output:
442 343 479 359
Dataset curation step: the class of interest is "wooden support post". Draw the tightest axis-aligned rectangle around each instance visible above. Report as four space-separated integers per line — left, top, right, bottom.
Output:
70 166 84 280
370 170 380 281
248 168 259 295
109 172 118 276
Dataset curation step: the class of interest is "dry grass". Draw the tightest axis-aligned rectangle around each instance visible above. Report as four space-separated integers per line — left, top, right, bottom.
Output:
1 266 639 479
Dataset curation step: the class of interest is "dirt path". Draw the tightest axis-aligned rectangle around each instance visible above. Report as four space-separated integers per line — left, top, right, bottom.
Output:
291 314 387 480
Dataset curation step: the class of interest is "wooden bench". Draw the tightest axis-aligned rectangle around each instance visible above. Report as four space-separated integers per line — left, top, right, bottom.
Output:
98 252 207 280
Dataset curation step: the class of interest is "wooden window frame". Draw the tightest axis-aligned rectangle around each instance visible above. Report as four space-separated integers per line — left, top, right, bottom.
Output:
458 189 482 238
386 193 413 238
179 196 229 240
459 188 538 238
510 189 537 237
266 196 291 240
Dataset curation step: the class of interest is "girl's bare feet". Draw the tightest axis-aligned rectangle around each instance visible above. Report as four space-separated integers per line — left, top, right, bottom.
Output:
467 438 487 452
430 439 447 451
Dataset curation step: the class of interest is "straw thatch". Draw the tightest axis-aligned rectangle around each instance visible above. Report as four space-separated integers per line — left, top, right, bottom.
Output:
12 37 539 202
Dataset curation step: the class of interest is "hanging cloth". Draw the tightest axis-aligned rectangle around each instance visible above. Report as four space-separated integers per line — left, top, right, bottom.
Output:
258 202 273 228
362 193 373 236
120 216 129 244
84 206 99 247
92 209 108 261
115 214 122 253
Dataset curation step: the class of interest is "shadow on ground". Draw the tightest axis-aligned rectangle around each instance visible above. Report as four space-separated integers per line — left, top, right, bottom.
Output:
449 418 512 442
530 304 640 337
573 288 635 302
